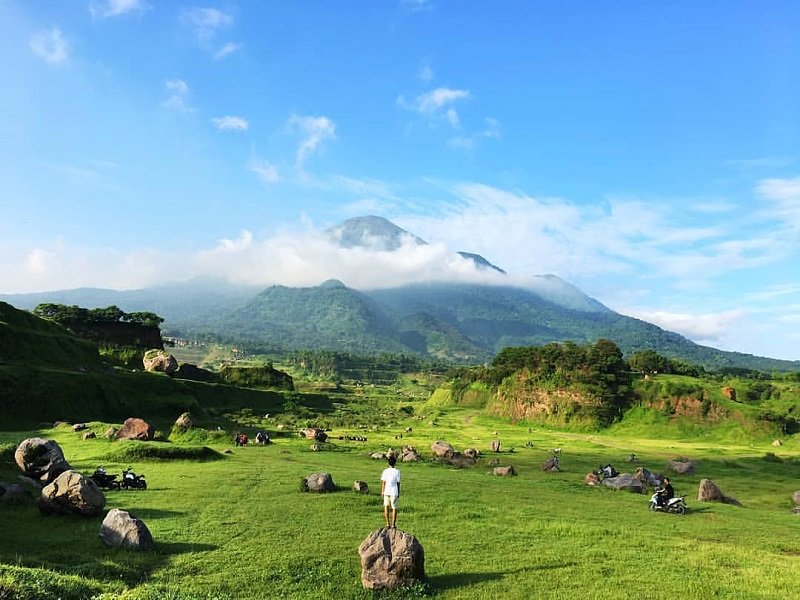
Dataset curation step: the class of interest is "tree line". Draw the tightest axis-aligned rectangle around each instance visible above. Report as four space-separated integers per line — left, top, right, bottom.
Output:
33 303 164 328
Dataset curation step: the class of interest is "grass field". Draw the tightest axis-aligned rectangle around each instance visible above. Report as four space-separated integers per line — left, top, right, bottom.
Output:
2 405 800 599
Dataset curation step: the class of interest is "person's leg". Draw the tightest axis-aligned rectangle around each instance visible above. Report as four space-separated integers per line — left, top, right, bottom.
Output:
384 498 390 527
391 507 397 528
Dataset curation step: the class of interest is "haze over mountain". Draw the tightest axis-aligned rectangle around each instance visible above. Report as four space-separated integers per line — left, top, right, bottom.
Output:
3 217 798 372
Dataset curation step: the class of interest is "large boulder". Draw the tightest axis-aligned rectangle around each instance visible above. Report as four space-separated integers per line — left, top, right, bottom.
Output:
303 472 335 493
401 450 421 462
14 438 72 485
697 479 741 506
602 474 645 493
143 349 178 374
430 440 454 459
100 509 154 550
446 453 477 468
667 459 695 475
39 470 105 516
633 467 662 487
115 418 155 441
359 528 425 591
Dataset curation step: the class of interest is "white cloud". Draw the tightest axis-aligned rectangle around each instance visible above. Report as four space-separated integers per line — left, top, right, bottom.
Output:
417 61 434 83
483 117 500 138
90 0 147 19
288 114 336 171
29 27 68 65
182 7 233 40
248 159 280 184
212 116 249 131
163 79 190 112
402 87 470 116
214 42 242 60
756 176 800 230
402 0 434 12
620 308 747 344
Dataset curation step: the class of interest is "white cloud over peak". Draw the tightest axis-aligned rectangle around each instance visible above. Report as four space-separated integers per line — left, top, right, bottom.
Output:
212 116 249 131
89 0 147 19
288 114 336 171
29 27 69 65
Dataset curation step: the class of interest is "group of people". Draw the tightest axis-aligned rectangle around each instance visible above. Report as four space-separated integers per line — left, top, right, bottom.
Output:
234 431 271 447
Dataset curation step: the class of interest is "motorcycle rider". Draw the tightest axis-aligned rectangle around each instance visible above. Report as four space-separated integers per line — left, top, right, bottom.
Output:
657 476 674 507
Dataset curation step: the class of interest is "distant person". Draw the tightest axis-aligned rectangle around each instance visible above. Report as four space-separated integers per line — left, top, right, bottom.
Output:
657 476 674 507
380 455 401 528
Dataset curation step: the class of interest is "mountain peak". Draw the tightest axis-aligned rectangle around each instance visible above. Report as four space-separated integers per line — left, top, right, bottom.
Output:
326 216 427 251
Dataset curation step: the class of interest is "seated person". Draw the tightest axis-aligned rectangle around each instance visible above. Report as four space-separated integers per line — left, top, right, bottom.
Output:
657 477 674 507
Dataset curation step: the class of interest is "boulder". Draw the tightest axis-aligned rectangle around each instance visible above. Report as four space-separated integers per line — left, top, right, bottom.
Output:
667 459 695 475
115 418 155 441
430 440 454 459
492 465 516 476
370 452 387 460
490 439 501 452
100 509 154 550
602 474 645 493
697 479 741 506
359 528 425 591
792 490 800 506
401 450 420 462
72 423 87 432
633 467 662 487
39 470 105 516
0 482 30 505
353 480 369 494
772 439 783 447
82 431 96 440
14 438 72 485
142 349 178 374
174 412 194 430
541 457 560 472
447 453 477 468
303 472 335 493
463 448 480 460
302 428 328 442
584 472 601 486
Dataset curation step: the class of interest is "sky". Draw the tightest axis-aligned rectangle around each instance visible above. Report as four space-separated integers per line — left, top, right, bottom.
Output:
1 1 799 361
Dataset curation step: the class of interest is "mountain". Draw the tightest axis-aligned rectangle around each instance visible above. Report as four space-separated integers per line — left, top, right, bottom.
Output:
2 216 799 371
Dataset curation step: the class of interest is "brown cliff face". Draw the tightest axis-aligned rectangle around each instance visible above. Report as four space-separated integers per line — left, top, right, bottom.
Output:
653 395 728 421
486 386 600 425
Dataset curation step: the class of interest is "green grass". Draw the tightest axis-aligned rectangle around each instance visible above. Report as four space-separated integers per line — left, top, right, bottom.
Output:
2 407 800 599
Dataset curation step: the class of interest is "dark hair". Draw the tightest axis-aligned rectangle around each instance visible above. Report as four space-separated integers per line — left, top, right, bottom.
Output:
388 455 397 467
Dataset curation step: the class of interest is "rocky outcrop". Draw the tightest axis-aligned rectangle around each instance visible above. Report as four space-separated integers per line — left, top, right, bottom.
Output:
697 479 741 506
100 509 154 550
14 438 72 485
142 349 178 374
359 528 425 591
667 458 695 475
174 412 194 430
602 474 645 493
115 418 155 441
492 465 516 476
303 472 335 493
39 470 105 516
430 440 454 458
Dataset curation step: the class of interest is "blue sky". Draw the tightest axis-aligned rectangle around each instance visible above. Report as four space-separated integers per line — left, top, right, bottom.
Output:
1 1 799 360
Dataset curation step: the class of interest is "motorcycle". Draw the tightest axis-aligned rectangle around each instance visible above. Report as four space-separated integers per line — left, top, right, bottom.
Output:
120 467 147 490
648 492 687 515
90 466 120 490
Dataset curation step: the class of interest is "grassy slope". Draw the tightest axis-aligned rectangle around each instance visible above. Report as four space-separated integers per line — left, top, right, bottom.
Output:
2 406 800 600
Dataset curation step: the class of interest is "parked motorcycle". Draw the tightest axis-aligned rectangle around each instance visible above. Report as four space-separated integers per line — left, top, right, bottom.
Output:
120 467 147 490
648 492 687 515
90 466 120 490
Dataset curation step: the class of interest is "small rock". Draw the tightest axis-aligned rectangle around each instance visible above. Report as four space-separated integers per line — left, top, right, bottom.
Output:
584 472 601 486
82 431 96 440
72 423 87 432
353 480 369 494
492 465 516 476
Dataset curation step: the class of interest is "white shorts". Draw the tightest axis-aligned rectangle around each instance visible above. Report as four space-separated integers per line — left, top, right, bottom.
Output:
383 494 398 509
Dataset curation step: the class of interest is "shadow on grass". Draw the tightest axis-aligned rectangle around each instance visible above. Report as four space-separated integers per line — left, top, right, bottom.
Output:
124 507 185 519
156 541 218 554
429 566 547 592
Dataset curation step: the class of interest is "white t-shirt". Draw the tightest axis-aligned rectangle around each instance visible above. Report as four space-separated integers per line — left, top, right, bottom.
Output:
381 466 401 497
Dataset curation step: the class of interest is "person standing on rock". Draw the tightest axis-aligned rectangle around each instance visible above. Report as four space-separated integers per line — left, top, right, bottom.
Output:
381 455 401 528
